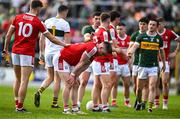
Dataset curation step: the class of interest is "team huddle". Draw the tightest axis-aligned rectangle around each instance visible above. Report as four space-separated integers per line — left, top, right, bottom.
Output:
2 0 180 114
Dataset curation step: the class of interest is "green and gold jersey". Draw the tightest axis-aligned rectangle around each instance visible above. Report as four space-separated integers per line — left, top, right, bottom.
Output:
81 25 95 35
135 32 163 67
130 31 141 65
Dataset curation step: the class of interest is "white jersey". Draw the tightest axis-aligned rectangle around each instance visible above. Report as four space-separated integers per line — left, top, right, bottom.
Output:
44 17 70 54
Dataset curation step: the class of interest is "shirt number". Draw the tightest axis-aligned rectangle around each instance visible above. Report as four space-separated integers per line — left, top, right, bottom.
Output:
18 22 33 37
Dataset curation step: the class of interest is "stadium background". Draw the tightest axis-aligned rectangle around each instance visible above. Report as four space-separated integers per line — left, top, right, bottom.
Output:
0 0 180 94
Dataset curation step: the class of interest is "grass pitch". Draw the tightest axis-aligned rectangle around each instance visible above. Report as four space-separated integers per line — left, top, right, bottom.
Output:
0 85 180 119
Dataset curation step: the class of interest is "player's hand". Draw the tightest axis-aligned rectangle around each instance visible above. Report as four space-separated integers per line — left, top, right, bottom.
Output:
39 54 45 65
2 51 10 65
64 44 71 47
127 51 132 59
67 73 76 86
169 51 177 58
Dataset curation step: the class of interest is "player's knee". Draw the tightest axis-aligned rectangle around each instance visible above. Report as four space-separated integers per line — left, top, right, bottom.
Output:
81 80 88 87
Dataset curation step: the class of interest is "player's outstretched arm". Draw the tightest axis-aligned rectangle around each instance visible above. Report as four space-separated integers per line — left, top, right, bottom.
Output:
127 43 139 58
169 38 180 58
44 32 68 47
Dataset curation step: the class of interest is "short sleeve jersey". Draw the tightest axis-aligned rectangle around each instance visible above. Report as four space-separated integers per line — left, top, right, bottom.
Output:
81 25 95 35
109 24 118 40
130 31 141 65
117 35 130 64
93 27 112 63
60 42 97 66
12 13 47 57
135 33 163 67
44 17 70 54
158 28 179 61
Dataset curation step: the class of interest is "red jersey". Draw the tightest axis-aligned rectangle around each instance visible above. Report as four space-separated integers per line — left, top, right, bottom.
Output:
109 24 118 40
93 26 112 63
158 28 179 61
12 13 47 57
60 42 97 66
117 34 130 64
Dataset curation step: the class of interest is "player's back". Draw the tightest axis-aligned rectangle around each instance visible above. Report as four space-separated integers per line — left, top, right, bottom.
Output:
61 42 96 66
12 13 47 56
44 17 70 54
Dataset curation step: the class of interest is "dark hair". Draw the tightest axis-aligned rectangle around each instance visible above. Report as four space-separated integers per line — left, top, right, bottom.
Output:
110 11 120 22
58 5 69 13
92 12 101 17
149 18 159 26
157 17 165 22
31 0 43 9
139 17 149 24
118 22 126 26
100 12 110 22
104 42 112 54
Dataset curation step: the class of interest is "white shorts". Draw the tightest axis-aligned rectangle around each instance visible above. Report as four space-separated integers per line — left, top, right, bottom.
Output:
53 54 73 73
117 64 131 77
132 65 138 76
92 61 110 75
11 53 34 67
159 61 170 73
84 63 93 73
138 67 158 79
45 53 57 68
110 59 118 72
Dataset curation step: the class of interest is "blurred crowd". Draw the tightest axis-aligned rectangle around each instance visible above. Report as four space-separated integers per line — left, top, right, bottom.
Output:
0 0 180 67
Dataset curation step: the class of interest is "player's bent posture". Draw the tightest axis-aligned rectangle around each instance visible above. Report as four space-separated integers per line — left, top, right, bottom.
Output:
128 18 166 112
2 0 68 112
34 5 70 108
54 42 112 114
77 12 101 109
154 17 180 109
128 17 149 109
112 23 131 107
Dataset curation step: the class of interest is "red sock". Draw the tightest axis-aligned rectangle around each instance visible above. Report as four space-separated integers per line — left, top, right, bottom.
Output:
15 100 18 107
17 102 23 109
154 96 160 105
72 104 77 108
163 95 168 104
64 104 69 109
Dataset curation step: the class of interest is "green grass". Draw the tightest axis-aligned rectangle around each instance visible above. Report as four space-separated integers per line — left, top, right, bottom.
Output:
0 85 180 119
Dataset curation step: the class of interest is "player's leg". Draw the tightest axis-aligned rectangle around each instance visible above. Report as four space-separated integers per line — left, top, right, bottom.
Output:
34 67 54 107
161 71 170 109
111 73 119 107
92 75 102 111
122 64 131 107
71 79 80 113
92 61 102 111
78 70 91 108
141 79 149 110
154 77 161 108
147 67 158 112
13 65 21 108
135 67 147 110
132 65 138 95
11 53 21 108
100 73 111 112
17 66 33 111
59 72 72 113
51 71 61 108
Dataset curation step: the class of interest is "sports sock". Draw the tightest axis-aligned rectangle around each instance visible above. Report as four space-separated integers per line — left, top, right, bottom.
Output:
154 96 160 106
163 95 168 105
52 97 58 105
17 102 23 109
38 87 45 94
148 102 153 109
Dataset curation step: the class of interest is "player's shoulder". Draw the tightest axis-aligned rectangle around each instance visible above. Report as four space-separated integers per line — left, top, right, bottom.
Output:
82 25 92 30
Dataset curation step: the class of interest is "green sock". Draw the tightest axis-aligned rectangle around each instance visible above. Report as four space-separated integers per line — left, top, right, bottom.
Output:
148 102 153 109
